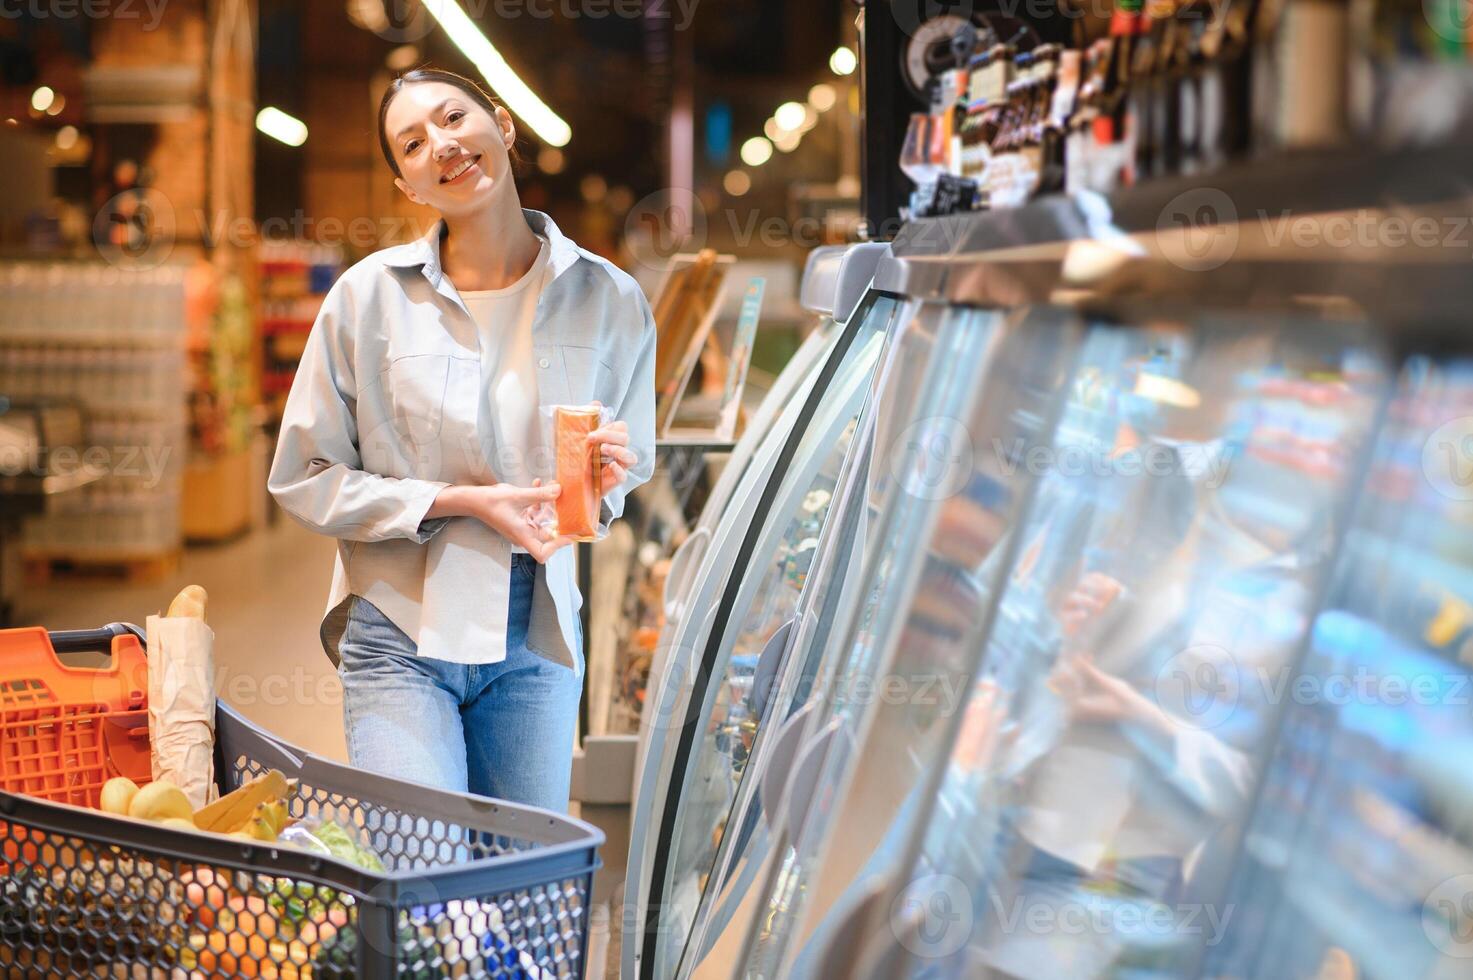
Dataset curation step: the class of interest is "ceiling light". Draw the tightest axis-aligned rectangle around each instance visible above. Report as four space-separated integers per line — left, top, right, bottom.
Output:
31 87 55 113
346 0 388 32
774 101 806 132
740 137 773 167
773 130 801 153
580 173 608 203
538 146 565 174
55 126 78 150
420 0 571 147
830 46 857 76
723 170 751 196
808 83 837 112
763 117 784 141
256 107 308 147
386 44 420 71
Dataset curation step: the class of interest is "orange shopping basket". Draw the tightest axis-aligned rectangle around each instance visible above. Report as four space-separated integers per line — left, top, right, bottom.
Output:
0 623 151 809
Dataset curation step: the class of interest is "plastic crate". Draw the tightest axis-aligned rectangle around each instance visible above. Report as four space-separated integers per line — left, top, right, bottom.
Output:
0 624 603 978
0 624 151 808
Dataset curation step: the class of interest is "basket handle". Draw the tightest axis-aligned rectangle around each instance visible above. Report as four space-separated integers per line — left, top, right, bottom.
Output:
48 622 146 653
45 623 148 703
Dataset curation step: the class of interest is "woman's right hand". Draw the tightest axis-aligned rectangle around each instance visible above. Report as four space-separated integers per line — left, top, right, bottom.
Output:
428 483 575 562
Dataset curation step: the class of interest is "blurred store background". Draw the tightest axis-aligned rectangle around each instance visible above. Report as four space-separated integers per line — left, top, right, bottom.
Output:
0 0 861 733
0 6 861 968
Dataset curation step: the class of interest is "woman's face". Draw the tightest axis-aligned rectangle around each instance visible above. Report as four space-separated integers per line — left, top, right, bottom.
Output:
384 81 515 214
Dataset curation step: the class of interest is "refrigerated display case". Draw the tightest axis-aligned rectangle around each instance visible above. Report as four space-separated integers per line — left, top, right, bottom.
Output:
712 142 1473 980
729 302 1089 980
682 298 1082 980
638 244 889 758
625 259 909 979
638 310 885 979
1199 358 1473 980
866 315 1386 980
678 295 955 978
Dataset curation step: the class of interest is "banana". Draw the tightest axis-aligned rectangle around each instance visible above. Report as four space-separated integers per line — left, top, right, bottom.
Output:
193 769 289 833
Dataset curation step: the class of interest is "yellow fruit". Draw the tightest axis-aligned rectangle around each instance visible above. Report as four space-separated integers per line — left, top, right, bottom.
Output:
248 816 279 842
160 817 198 832
99 776 139 816
128 780 193 822
196 769 288 832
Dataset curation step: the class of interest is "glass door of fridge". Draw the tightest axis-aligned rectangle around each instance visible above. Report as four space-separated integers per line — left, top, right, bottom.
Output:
732 305 1085 980
1201 356 1473 979
864 314 1389 980
625 292 910 980
638 293 900 980
639 317 842 769
679 301 952 977
659 315 842 629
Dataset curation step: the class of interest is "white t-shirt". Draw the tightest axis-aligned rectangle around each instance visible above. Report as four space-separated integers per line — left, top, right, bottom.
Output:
459 234 551 554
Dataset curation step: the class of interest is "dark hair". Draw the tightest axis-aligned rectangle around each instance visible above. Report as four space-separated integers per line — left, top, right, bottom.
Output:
377 67 525 179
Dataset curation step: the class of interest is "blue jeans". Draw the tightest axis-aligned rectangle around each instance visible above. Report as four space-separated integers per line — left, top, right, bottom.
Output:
337 553 583 813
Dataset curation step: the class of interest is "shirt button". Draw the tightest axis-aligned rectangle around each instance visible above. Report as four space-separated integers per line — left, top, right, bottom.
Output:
539 357 550 369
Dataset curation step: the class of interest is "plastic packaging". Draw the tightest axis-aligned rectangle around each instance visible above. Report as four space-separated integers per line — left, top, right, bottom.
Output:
279 818 385 872
542 403 612 542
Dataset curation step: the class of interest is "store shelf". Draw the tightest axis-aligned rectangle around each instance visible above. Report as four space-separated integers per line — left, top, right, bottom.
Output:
880 140 1473 335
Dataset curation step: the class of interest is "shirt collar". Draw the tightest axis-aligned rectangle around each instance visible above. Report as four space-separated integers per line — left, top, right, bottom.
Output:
383 208 583 287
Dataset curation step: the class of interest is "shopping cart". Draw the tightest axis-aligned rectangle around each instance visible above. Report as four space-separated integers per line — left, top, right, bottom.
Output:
0 623 603 978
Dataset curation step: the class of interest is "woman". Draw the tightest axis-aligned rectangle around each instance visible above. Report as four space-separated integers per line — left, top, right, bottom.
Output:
269 68 655 813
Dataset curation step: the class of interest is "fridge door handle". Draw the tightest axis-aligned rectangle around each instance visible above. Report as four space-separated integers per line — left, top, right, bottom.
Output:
749 617 795 722
664 525 711 619
809 876 895 980
759 699 817 831
781 716 847 843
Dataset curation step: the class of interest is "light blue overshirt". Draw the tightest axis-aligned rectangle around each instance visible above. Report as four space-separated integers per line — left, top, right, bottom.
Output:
268 209 656 668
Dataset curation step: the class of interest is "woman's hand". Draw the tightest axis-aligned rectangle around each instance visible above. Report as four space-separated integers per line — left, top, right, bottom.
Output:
1048 656 1174 736
428 483 575 562
1060 572 1125 639
586 401 638 494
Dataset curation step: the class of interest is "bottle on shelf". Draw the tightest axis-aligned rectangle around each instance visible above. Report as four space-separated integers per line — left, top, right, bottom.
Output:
1252 0 1350 149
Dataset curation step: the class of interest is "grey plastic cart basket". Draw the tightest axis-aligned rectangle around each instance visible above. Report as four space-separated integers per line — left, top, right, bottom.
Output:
0 623 603 979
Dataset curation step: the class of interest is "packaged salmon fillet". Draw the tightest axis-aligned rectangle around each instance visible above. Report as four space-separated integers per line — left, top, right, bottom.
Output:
546 404 608 541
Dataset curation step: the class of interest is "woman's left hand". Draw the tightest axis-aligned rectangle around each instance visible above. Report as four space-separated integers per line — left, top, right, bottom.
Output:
587 402 638 493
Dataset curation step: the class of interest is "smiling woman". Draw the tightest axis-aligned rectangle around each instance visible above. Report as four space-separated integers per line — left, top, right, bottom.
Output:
376 68 525 185
267 65 656 813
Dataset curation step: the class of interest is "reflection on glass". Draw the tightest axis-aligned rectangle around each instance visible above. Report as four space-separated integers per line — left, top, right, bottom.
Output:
887 320 1385 979
685 306 948 975
617 319 842 737
1205 357 1473 979
740 307 1082 980
648 296 895 978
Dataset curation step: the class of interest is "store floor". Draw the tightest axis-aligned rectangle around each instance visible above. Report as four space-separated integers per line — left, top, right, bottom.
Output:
20 516 621 976
23 517 347 761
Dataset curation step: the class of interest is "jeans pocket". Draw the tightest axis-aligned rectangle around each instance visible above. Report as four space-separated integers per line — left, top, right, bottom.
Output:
340 596 417 666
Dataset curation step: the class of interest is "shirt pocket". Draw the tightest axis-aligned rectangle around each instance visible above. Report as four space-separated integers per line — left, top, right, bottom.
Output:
362 354 451 478
557 344 619 408
383 354 450 433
